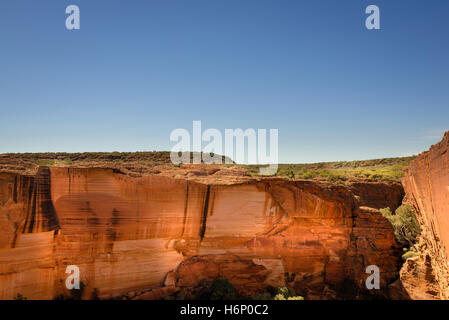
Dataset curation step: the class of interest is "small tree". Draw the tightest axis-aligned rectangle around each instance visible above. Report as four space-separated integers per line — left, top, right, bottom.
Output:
380 205 420 247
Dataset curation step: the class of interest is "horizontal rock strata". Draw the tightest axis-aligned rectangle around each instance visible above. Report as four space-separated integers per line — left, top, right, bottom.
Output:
0 167 404 299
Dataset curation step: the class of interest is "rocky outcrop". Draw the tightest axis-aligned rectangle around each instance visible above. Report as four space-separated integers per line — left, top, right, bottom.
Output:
402 131 449 299
347 181 404 211
395 248 440 300
0 167 404 299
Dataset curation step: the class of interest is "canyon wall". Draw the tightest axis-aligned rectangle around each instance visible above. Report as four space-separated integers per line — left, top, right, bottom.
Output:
402 132 449 299
0 167 404 299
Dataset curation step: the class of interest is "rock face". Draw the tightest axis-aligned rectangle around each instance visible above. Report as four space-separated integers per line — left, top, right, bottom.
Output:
394 252 440 300
402 131 449 299
0 167 404 299
347 181 404 210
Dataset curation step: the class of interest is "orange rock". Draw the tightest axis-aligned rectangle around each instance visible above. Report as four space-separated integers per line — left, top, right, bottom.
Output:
402 131 449 299
0 167 404 299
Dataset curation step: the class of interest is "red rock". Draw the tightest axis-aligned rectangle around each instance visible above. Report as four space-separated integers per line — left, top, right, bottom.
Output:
402 131 449 299
347 180 404 211
0 167 403 299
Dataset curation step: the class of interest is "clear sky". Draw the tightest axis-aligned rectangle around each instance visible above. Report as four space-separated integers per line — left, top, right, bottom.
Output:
1 0 448 163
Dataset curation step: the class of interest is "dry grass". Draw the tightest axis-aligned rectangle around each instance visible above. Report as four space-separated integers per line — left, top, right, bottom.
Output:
241 156 416 182
1 152 416 182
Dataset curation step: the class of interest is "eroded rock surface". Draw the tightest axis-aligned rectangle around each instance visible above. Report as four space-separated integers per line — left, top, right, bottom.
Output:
402 131 449 299
0 167 404 299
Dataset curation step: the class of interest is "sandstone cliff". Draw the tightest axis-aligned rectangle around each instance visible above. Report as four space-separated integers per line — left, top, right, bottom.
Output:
402 131 449 299
0 166 405 299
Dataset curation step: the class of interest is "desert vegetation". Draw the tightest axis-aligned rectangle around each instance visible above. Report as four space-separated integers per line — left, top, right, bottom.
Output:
2 151 174 166
252 286 304 300
1 152 415 183
272 287 304 300
243 156 415 182
164 279 304 300
1 152 232 168
380 204 421 260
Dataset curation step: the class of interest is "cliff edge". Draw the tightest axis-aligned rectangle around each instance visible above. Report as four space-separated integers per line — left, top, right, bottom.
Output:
0 166 405 300
402 131 449 299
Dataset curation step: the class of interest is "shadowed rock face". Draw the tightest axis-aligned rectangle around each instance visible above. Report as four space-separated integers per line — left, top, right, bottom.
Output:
402 131 449 299
347 181 404 211
0 167 404 299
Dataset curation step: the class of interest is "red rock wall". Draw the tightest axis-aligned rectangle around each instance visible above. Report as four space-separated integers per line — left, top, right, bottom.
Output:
0 167 59 299
402 132 449 299
347 181 404 210
0 168 403 299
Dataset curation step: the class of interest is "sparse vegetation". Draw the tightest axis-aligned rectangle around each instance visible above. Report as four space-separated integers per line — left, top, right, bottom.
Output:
1 152 415 183
2 151 232 168
243 156 415 182
273 287 304 300
193 279 238 300
36 159 56 166
209 279 238 300
402 247 419 260
380 204 421 258
252 286 304 300
4 151 174 166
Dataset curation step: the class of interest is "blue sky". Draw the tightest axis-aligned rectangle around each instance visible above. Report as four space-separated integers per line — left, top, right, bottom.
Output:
0 0 448 163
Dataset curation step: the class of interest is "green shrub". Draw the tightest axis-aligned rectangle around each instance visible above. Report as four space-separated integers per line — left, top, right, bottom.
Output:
302 171 318 179
209 279 237 300
380 205 420 247
402 249 419 261
273 287 304 300
243 156 415 181
379 207 393 216
36 159 55 166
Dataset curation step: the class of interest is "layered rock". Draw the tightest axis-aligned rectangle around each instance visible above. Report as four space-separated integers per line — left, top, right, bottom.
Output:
393 245 440 300
0 167 60 299
402 131 449 299
347 181 403 211
0 167 404 299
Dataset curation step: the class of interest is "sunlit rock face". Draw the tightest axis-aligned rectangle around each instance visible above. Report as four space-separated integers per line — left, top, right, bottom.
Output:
50 168 207 299
0 167 59 299
0 167 403 299
402 131 449 299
